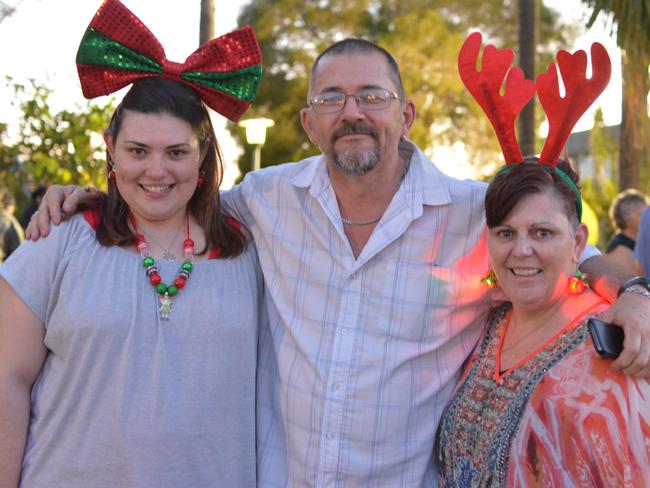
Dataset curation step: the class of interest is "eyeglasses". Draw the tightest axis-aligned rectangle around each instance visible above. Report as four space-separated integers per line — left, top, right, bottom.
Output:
309 88 400 114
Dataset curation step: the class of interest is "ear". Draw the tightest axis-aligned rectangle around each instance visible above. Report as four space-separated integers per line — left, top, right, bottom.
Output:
573 222 589 263
401 99 417 138
300 107 319 146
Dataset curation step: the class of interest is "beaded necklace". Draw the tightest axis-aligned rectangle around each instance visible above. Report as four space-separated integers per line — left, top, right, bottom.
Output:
129 211 194 320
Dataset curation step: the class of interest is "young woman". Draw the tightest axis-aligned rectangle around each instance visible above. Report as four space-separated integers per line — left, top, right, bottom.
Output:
0 1 264 486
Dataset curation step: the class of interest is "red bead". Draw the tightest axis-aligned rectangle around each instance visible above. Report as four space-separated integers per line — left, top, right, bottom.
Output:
150 273 161 285
135 234 146 246
174 277 186 289
184 239 194 248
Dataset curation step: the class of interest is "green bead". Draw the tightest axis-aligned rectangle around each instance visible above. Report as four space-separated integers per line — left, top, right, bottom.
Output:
181 262 193 273
167 285 178 296
143 256 155 267
156 283 168 294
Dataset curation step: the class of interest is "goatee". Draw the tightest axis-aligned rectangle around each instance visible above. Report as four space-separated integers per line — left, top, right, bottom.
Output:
330 121 380 176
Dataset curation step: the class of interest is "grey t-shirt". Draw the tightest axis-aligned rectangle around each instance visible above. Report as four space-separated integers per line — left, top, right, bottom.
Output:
1 213 262 487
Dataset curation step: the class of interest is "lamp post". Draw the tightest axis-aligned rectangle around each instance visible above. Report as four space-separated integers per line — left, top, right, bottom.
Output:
238 117 275 172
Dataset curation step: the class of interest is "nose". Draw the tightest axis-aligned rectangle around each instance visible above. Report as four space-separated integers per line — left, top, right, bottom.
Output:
339 94 365 120
145 153 167 179
512 235 534 257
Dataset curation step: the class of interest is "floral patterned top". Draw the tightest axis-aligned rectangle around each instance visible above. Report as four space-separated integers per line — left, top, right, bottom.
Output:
435 304 650 488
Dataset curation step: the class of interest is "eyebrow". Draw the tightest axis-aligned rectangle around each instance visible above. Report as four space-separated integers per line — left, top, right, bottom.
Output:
122 141 191 149
317 84 385 93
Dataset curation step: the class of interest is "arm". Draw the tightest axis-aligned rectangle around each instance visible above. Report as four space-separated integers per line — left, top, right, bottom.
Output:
25 185 102 240
0 278 47 488
605 246 637 276
580 255 650 376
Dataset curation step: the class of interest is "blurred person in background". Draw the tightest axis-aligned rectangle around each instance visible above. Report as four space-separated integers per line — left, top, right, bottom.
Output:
635 205 650 277
19 187 46 230
0 188 25 263
606 189 648 274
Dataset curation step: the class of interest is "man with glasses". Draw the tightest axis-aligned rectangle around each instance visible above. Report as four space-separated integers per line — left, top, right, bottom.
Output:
29 38 650 487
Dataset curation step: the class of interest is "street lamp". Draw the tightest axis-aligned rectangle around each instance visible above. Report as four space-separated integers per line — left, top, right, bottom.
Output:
238 117 275 172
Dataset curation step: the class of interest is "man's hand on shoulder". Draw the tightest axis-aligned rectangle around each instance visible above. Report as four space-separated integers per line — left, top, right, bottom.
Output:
600 286 650 377
25 185 100 240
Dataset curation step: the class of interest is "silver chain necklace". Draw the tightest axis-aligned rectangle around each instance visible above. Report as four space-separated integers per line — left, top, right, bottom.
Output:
137 223 184 262
341 215 382 226
340 157 411 227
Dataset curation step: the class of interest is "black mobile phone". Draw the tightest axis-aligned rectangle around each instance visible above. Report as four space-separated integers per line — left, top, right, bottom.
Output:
587 318 625 359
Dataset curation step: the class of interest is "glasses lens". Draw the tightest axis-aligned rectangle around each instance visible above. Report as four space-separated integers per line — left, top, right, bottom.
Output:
311 92 346 113
310 88 397 113
356 88 392 110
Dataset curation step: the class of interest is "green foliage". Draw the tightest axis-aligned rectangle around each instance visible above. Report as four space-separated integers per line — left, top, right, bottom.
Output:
582 108 620 248
583 0 650 57
0 78 113 215
233 0 573 178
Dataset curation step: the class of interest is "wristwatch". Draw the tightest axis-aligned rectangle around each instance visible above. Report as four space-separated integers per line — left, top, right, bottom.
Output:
617 276 650 297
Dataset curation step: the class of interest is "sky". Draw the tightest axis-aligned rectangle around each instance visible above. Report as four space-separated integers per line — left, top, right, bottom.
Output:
0 0 622 182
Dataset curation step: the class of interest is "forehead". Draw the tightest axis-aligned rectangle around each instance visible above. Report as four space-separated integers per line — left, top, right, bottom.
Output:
117 110 196 143
504 189 570 224
311 51 397 93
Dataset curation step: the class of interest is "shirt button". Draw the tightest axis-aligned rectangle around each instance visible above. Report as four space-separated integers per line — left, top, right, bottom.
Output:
340 328 349 335
326 432 336 440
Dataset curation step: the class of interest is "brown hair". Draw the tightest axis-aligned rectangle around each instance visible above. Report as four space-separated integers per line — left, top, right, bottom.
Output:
609 189 648 231
95 77 246 257
310 38 405 100
485 157 580 229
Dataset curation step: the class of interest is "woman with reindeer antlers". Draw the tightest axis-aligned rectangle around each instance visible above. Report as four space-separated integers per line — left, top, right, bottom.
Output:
435 32 650 487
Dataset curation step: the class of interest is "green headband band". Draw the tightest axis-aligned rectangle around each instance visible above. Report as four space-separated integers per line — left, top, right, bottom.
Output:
494 163 583 222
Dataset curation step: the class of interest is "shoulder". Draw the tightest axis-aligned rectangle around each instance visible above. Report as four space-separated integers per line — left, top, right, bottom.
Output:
409 142 487 204
208 216 245 259
239 157 320 189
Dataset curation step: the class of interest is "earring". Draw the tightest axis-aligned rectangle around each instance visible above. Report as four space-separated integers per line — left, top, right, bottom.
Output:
481 270 498 288
197 170 206 188
568 270 589 294
108 166 116 181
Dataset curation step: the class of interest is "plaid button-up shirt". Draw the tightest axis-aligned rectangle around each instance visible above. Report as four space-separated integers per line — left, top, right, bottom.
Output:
224 141 492 487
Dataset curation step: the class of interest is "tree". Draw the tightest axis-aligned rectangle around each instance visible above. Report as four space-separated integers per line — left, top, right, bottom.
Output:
0 78 113 215
582 108 619 247
518 0 536 157
233 0 572 178
582 0 650 190
199 0 215 45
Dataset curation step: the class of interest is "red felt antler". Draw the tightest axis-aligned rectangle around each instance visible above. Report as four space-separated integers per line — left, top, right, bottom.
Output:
458 31 536 164
537 43 611 166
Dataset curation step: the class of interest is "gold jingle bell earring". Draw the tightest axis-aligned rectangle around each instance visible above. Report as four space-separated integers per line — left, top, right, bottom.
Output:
481 270 498 288
568 270 588 294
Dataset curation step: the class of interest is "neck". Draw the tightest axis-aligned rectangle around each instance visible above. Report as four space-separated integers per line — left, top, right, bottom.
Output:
330 152 407 221
131 211 187 238
509 288 605 338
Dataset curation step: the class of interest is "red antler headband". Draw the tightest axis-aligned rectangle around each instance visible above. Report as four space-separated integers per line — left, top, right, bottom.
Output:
458 31 611 167
76 0 262 122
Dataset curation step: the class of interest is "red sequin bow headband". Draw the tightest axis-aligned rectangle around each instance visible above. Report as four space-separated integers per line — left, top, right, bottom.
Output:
76 0 262 122
457 31 611 167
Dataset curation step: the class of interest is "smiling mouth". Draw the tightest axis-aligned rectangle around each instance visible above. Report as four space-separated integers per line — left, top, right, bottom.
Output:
510 267 542 277
141 184 173 193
